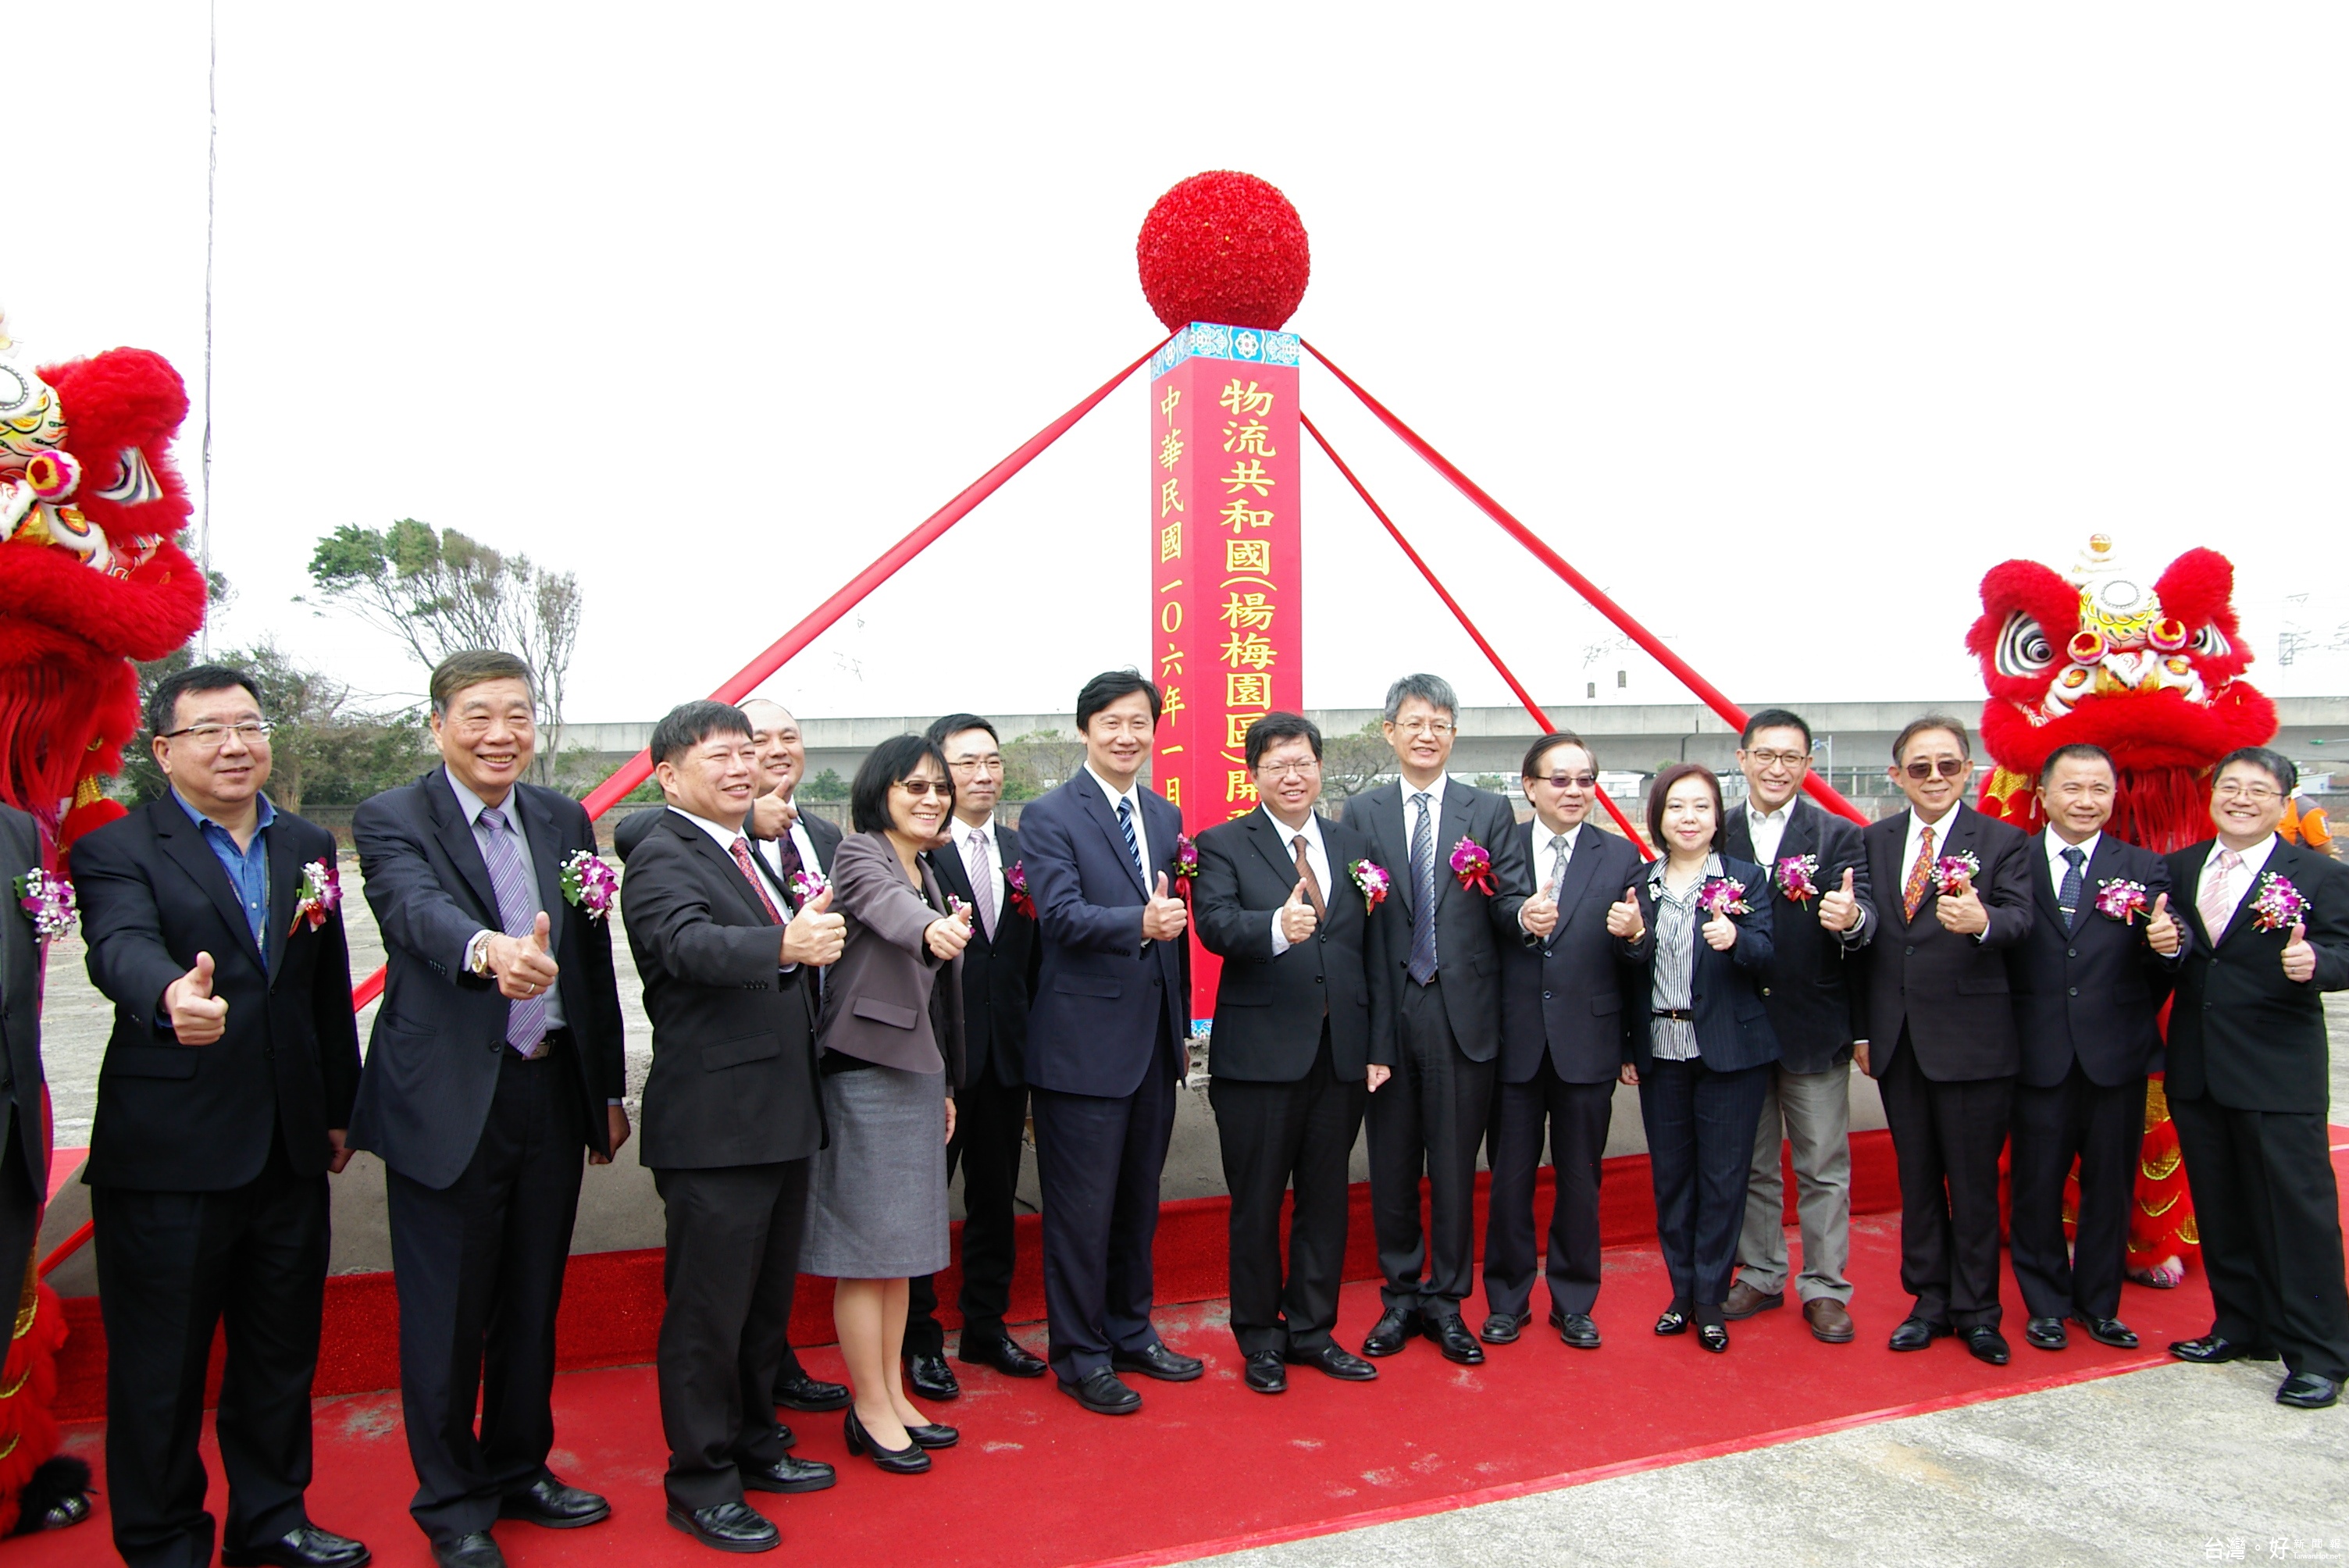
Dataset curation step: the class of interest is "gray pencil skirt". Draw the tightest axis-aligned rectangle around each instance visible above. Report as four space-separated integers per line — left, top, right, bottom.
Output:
799 1060 950 1280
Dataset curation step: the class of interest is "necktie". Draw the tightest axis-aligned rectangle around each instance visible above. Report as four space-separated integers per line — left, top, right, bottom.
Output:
2198 847 2243 940
1548 836 1571 900
476 806 548 1057
2057 846 2086 932
1292 833 1325 920
1407 792 1438 984
1117 796 1145 885
965 829 997 939
1902 822 1937 923
768 823 807 900
730 836 786 924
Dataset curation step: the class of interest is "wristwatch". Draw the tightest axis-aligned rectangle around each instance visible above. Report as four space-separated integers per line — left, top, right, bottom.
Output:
467 930 496 977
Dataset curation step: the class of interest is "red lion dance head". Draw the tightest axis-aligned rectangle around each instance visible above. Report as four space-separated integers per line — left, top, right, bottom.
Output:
1967 534 2276 853
0 328 209 864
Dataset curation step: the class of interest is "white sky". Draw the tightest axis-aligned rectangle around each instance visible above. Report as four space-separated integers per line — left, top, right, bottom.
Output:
9 4 2345 727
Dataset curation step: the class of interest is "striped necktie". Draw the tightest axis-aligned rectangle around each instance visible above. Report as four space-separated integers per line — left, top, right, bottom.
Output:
1117 796 1144 884
1407 792 1438 984
476 806 548 1056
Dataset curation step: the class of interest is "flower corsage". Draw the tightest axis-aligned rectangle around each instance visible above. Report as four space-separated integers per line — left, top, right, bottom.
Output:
2249 871 2308 933
2093 878 2150 925
559 849 618 922
789 870 830 906
13 868 73 939
1931 851 1980 896
1004 860 1035 920
1697 876 1753 919
1774 853 1820 904
289 857 343 935
1449 838 1496 896
1171 833 1199 898
1349 857 1390 914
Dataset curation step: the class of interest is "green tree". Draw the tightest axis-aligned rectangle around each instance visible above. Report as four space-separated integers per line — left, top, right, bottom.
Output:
1002 730 1086 802
800 768 850 802
1317 719 1395 803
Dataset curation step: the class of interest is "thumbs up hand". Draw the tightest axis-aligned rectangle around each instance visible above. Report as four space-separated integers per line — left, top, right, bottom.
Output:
2283 919 2316 983
1702 907 1739 951
926 900 977 960
165 951 229 1044
1520 886 1560 940
2144 892 2183 957
1606 886 1647 942
1281 878 1319 943
487 913 562 1000
781 885 846 968
1818 866 1862 933
1143 871 1189 942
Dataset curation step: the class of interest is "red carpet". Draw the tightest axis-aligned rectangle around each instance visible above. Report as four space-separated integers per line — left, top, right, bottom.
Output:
24 1132 2343 1568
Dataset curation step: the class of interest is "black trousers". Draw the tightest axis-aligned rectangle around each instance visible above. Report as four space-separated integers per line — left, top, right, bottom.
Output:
1210 1026 1366 1356
0 1108 41 1344
384 1045 586 1542
1879 1034 2013 1331
1638 1055 1771 1326
904 1072 1030 1356
1366 978 1494 1314
653 1160 807 1509
1483 1058 1614 1319
2009 1064 2145 1321
1029 1020 1179 1384
2173 1093 2349 1381
92 1132 330 1568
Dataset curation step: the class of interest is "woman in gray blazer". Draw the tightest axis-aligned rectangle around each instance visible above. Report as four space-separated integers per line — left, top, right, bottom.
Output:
802 732 971 1474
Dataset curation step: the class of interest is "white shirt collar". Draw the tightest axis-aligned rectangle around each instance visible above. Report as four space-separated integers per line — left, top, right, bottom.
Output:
445 764 518 825
668 804 755 854
2045 829 2101 875
1261 805 1323 848
1085 763 1142 815
2212 833 2277 881
1531 818 1584 860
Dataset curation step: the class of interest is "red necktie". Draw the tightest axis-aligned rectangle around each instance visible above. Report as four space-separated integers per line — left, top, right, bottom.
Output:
730 837 784 924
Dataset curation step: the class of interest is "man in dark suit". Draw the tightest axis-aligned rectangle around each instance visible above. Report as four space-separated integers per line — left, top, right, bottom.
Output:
623 701 843 1552
1855 715 2034 1366
0 795 66 1531
2165 746 2349 1409
349 650 629 1568
1194 713 1386 1394
1482 731 1644 1352
76 665 368 1568
2008 743 2186 1354
1018 670 1198 1415
901 714 1049 1388
1344 674 1535 1366
1721 708 1875 1345
615 697 850 1416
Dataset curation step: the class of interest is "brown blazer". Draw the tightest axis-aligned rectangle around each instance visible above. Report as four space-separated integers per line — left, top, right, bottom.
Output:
816 831 965 1082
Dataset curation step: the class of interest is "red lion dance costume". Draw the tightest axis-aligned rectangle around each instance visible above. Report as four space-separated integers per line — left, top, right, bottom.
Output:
0 319 209 1533
1967 534 2276 1287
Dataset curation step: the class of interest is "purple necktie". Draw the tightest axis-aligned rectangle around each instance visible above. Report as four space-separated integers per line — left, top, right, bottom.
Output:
477 805 548 1057
964 829 997 940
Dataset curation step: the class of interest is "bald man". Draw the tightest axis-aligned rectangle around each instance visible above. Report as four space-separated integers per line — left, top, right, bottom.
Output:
613 699 848 1415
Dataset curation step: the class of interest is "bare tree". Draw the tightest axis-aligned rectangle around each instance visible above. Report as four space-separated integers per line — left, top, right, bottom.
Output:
1317 719 1395 803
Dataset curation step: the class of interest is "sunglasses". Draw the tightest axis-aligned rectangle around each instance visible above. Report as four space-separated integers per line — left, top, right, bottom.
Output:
1902 758 1970 781
1535 772 1599 790
894 779 952 797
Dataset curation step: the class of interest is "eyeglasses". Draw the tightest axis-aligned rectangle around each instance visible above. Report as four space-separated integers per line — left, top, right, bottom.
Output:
1744 750 1810 770
159 722 272 748
1536 772 1599 790
1902 758 1970 781
948 756 1004 774
1256 759 1321 778
894 779 952 797
2212 781 2281 801
1394 719 1456 737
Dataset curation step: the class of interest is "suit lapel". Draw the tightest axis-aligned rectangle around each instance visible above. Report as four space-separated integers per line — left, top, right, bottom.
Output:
426 772 504 927
1075 778 1150 897
1551 823 1607 939
2031 833 2067 927
1356 784 1412 920
675 814 781 926
265 822 304 983
520 786 569 957
154 806 267 970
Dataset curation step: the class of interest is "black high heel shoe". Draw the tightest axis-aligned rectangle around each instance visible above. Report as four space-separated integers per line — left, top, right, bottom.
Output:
843 1406 932 1474
904 1421 959 1449
1697 1323 1729 1353
1653 1308 1689 1336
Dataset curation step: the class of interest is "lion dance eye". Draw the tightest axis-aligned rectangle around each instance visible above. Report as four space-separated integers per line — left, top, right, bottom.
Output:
2190 623 2230 657
1994 612 2055 676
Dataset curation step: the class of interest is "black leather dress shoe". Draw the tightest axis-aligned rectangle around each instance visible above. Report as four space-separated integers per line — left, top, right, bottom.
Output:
1112 1342 1204 1381
843 1407 932 1473
2169 1334 2280 1364
1696 1323 1729 1354
1424 1313 1485 1365
1964 1327 2011 1366
2024 1315 2068 1351
1558 1312 1602 1349
498 1474 610 1529
1653 1309 1689 1336
1284 1343 1378 1381
1362 1306 1421 1357
740 1454 836 1494
666 1501 779 1553
1243 1351 1287 1393
2276 1372 2342 1409
1479 1311 1528 1345
430 1534 504 1568
223 1523 372 1568
959 1335 1050 1378
904 1421 959 1449
904 1350 961 1401
1061 1368 1142 1415
2072 1314 2137 1349
1888 1317 1949 1352
773 1370 851 1413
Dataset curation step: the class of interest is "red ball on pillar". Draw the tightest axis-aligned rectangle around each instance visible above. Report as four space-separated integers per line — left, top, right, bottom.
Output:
1137 172 1311 331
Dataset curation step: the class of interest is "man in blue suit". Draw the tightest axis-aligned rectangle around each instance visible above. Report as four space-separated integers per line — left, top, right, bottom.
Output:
1018 670 1198 1415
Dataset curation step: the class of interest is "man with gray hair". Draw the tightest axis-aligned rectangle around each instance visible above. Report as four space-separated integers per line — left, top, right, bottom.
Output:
1342 674 1536 1366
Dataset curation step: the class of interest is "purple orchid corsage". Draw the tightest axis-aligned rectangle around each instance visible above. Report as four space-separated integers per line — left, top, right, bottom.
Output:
1774 853 1820 904
2094 878 2151 925
289 857 343 935
1172 833 1200 880
559 849 618 922
2250 871 2308 933
1004 859 1035 920
789 869 830 905
13 868 73 939
1931 850 1980 896
1449 838 1496 896
1698 875 1753 918
1349 857 1390 914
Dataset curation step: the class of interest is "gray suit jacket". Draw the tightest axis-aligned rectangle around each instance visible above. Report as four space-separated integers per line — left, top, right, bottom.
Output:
817 832 964 1083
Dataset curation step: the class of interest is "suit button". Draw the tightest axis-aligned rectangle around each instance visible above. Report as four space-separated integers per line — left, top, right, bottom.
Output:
264 1046 276 1060
2067 987 2078 997
1905 946 1916 957
1314 975 1324 984
1543 991 1553 1000
490 1041 504 1053
2068 949 2078 959
1761 986 1771 996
